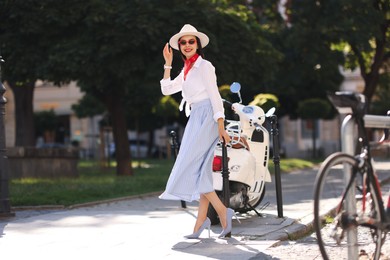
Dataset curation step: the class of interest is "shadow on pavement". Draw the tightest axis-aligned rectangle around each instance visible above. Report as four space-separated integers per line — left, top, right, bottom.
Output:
0 222 6 238
171 236 273 260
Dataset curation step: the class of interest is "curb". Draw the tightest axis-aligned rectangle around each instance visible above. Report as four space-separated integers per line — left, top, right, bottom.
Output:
260 218 315 248
11 191 163 211
285 220 314 241
67 191 162 209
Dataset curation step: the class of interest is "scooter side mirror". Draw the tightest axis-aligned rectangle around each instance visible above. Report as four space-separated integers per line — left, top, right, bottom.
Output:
230 82 241 93
230 82 242 103
265 107 276 117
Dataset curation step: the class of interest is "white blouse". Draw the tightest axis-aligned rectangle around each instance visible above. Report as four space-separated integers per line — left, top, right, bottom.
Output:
160 56 225 122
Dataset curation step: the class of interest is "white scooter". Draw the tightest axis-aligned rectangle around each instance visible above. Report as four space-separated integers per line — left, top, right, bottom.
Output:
208 82 275 224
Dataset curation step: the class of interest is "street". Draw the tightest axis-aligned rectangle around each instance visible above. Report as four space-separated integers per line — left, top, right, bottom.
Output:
0 160 389 259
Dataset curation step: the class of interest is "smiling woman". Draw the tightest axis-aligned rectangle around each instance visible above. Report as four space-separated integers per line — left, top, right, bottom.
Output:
159 24 237 239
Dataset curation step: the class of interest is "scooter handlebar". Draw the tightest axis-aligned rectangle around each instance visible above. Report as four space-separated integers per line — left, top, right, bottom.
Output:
253 122 262 132
222 99 233 107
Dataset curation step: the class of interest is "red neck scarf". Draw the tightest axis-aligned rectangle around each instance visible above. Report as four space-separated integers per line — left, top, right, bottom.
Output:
183 53 199 80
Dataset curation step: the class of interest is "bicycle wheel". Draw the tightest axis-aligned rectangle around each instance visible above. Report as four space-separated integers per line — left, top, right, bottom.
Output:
313 152 386 260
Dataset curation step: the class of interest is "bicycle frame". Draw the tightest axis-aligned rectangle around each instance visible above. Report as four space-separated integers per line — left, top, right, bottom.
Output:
314 91 390 260
341 113 389 259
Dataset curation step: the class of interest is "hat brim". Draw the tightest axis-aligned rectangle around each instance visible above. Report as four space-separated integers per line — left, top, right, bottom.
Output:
169 31 209 50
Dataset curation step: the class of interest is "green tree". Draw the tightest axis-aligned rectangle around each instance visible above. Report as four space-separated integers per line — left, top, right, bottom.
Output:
0 0 50 146
72 95 106 119
219 84 233 100
370 68 390 115
48 0 281 175
233 1 341 118
0 0 92 146
249 93 280 114
286 0 390 110
248 0 389 117
296 98 332 158
207 4 283 101
1 0 281 176
34 110 57 134
153 96 179 124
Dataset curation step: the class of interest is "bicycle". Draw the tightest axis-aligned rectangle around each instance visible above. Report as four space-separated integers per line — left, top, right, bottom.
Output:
313 91 390 260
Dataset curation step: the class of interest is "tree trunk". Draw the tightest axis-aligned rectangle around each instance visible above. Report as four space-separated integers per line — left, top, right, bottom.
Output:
312 119 317 158
8 82 35 147
105 94 133 176
363 69 380 108
147 129 154 158
361 23 387 105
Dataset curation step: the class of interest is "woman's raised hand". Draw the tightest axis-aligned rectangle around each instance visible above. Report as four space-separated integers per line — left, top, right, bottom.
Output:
163 43 173 66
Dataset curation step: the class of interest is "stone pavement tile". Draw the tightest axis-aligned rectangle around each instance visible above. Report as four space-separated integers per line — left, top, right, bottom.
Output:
282 222 313 240
170 236 278 260
1 195 309 259
236 214 296 238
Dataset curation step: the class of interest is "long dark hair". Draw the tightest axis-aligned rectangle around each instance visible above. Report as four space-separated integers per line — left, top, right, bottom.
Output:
179 36 204 61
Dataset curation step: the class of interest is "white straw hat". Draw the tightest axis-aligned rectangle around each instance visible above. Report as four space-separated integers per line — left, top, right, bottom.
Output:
169 24 209 50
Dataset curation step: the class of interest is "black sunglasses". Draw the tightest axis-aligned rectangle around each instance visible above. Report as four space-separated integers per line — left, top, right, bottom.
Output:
178 39 196 46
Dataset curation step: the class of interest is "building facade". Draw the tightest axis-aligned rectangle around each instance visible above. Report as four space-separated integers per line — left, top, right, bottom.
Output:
5 81 102 157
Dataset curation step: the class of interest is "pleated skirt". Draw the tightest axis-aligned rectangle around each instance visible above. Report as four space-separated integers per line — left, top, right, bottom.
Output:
159 99 219 202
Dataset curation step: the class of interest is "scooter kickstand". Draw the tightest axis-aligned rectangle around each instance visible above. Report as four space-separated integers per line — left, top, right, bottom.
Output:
247 201 270 218
246 203 262 217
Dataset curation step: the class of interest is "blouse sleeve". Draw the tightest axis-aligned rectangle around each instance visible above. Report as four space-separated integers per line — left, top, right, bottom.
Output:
202 62 225 122
160 72 184 96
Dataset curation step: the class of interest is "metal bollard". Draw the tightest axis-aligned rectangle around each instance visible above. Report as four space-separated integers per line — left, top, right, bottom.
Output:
0 51 14 218
221 139 230 208
169 131 186 209
270 115 283 218
341 114 358 260
221 138 231 237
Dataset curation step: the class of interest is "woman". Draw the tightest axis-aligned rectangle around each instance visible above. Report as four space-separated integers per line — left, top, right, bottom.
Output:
159 24 238 239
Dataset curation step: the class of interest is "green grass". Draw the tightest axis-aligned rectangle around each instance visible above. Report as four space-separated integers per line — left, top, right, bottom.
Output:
10 159 173 207
268 158 318 173
10 158 317 207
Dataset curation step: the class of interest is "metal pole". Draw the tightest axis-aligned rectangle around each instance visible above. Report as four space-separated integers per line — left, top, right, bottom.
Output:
0 51 14 218
363 114 390 128
270 115 283 218
341 114 358 260
339 113 390 260
169 131 186 208
221 139 231 237
221 139 230 207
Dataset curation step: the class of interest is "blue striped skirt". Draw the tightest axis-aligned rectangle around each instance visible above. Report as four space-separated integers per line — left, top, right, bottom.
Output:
159 99 219 202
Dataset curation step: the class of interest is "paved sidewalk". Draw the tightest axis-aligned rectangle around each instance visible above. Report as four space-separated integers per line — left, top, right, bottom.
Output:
0 160 389 259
